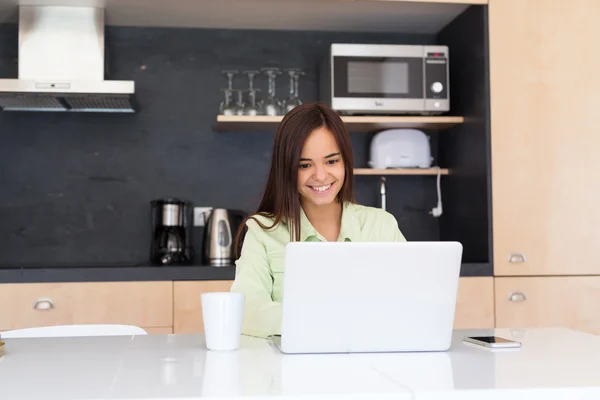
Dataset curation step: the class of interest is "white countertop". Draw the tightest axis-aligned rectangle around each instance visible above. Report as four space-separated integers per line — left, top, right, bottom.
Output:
1 328 600 400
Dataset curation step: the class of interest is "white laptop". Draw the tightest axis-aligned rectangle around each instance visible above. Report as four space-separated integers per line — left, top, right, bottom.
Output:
270 241 463 354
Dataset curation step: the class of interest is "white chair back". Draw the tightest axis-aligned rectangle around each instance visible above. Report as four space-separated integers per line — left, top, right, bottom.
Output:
0 324 147 338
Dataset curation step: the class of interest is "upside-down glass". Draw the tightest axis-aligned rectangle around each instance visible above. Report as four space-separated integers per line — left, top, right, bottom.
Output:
234 89 246 116
219 69 238 115
283 68 304 113
242 70 261 116
261 67 282 116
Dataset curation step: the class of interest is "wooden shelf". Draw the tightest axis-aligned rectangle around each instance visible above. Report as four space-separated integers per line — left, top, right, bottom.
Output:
54 1 487 34
215 115 464 133
354 168 449 175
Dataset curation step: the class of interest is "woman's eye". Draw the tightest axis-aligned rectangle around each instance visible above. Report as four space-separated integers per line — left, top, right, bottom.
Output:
299 163 310 169
327 159 339 165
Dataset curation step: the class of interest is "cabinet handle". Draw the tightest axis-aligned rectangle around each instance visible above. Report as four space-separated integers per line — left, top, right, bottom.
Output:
32 298 55 310
508 292 527 302
508 252 527 264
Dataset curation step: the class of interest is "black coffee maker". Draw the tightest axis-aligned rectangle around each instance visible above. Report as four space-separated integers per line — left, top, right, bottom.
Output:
150 198 194 266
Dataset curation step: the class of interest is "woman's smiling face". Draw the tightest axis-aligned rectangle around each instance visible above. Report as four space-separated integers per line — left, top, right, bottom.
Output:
297 126 345 208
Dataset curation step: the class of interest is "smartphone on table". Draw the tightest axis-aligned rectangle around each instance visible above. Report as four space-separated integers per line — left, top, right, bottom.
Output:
463 336 521 349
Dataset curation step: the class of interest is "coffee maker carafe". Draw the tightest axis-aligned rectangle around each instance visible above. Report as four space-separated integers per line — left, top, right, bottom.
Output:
150 198 194 266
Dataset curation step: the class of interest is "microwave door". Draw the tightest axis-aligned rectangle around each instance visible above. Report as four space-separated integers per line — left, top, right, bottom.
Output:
332 56 425 114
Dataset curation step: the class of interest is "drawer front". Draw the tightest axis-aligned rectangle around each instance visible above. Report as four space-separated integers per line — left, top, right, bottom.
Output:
0 281 173 331
454 277 495 329
173 279 494 333
145 327 173 334
495 277 600 335
174 280 233 334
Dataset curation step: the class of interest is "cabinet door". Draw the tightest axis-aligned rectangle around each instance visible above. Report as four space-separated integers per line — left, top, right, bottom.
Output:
173 280 233 334
454 277 495 329
379 0 488 3
489 0 600 275
145 327 173 334
173 278 493 333
495 277 600 335
0 282 173 332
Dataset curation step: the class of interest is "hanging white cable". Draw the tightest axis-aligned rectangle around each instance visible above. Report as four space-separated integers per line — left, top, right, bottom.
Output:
430 166 443 218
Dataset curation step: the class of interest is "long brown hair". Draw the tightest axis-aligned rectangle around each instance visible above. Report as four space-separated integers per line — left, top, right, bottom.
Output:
235 102 355 257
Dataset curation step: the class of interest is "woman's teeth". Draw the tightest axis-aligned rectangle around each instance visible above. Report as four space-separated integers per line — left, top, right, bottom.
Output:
311 184 332 192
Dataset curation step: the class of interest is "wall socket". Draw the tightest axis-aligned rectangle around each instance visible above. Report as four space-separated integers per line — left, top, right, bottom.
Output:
193 207 213 227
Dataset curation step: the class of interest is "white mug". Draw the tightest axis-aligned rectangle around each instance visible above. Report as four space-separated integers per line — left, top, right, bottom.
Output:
201 292 245 351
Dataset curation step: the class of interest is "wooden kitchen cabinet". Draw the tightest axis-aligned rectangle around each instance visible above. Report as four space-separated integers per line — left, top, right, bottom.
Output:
0 282 173 334
174 280 233 334
489 0 600 276
495 277 600 335
454 277 495 329
145 327 173 334
173 278 493 333
375 0 487 3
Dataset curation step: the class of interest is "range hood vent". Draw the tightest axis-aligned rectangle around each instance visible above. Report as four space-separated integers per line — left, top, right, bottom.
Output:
0 6 136 113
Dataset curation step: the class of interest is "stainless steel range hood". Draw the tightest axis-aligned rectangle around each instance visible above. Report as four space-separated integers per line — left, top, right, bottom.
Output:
0 5 136 113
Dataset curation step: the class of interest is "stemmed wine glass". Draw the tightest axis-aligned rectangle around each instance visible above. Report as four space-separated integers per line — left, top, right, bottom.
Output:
283 68 304 113
242 70 261 116
218 69 238 115
261 67 282 116
233 89 246 116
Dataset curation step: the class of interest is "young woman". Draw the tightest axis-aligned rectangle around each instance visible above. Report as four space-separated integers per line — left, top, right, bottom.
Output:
230 103 406 338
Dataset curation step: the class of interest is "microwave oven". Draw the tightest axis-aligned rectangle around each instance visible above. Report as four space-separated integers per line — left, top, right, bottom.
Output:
319 43 449 115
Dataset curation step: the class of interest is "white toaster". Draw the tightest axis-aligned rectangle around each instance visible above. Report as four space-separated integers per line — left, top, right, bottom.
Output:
368 129 433 169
